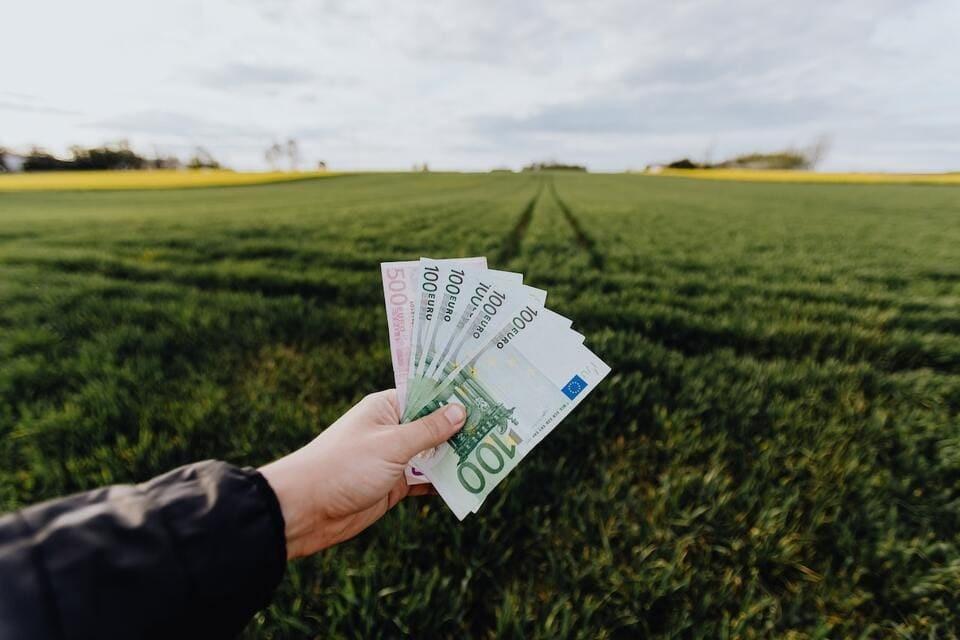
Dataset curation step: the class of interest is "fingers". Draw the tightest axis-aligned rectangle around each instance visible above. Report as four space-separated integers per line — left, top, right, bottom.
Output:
389 403 467 462
357 389 401 423
362 389 397 406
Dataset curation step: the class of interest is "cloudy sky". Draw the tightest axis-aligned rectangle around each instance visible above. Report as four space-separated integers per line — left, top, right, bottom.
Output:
3 0 957 172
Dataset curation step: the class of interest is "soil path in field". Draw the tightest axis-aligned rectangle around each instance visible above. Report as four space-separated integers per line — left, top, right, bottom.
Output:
497 177 545 263
548 178 605 268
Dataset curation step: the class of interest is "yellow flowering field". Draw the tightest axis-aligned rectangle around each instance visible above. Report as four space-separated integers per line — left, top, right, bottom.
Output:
0 169 340 192
653 168 960 185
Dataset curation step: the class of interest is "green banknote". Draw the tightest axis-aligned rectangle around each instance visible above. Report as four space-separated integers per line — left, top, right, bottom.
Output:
404 257 487 417
411 303 610 519
402 271 534 421
404 282 546 422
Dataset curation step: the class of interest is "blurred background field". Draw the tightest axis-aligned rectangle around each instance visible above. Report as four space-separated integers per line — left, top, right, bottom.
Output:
1 172 958 638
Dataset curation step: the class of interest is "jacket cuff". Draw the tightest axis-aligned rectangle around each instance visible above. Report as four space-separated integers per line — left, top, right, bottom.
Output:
140 460 288 636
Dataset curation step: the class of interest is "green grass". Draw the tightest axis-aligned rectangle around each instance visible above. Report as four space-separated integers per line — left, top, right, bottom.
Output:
1 172 958 638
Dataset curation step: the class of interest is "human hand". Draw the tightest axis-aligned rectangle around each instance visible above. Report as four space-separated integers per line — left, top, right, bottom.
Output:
259 389 466 559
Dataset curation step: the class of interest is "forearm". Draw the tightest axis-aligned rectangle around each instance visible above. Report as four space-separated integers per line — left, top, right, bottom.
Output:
0 461 287 639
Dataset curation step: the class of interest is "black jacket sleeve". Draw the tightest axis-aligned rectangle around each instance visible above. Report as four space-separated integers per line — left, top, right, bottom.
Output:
0 460 287 640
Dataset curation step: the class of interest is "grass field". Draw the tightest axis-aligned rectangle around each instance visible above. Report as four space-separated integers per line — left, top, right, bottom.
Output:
1 172 958 638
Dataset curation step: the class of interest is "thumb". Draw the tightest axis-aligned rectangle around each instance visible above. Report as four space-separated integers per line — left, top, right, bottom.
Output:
391 403 467 462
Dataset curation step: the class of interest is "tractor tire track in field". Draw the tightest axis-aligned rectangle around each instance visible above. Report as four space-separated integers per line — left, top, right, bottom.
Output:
548 178 605 269
497 178 545 264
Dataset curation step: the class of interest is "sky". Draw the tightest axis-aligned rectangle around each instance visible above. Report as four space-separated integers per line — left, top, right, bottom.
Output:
2 0 958 172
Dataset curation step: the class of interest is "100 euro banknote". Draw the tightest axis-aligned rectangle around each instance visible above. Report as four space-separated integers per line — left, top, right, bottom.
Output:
403 275 543 422
410 302 610 519
404 257 491 417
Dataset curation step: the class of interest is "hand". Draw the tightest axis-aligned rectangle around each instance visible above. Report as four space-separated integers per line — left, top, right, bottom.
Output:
259 389 466 559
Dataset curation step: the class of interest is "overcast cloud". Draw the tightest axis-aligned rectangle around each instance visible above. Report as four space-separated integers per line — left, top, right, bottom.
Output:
2 0 957 171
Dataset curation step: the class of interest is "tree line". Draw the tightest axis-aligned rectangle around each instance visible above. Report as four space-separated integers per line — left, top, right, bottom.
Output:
658 136 831 171
0 141 221 172
1 139 328 173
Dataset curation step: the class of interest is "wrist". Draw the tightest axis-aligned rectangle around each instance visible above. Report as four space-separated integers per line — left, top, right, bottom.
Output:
259 456 316 560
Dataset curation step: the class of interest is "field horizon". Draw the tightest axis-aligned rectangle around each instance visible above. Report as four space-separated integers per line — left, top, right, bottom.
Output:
1 172 958 637
2 167 960 193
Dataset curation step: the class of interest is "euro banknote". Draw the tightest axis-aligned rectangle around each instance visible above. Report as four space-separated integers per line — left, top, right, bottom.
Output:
408 305 609 519
403 279 547 423
404 259 501 420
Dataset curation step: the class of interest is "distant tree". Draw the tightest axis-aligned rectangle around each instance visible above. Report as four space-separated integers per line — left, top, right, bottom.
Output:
265 142 284 170
21 142 147 172
285 138 300 171
13 142 186 172
186 147 221 170
0 146 8 173
716 151 809 170
806 134 831 169
522 161 587 172
148 146 182 169
149 155 182 170
69 141 146 170
666 158 701 169
703 138 717 168
663 137 831 172
22 147 72 172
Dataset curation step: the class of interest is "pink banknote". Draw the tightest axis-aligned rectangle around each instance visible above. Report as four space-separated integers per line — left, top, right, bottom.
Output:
381 260 437 484
381 260 419 414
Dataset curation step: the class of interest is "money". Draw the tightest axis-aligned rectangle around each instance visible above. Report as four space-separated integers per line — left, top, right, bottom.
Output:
405 258 488 418
402 274 539 422
410 308 608 518
406 280 549 485
380 261 419 414
422 270 521 390
380 257 610 518
382 257 485 484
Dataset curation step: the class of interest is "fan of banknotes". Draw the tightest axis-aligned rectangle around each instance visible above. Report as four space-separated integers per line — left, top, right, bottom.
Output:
380 257 610 519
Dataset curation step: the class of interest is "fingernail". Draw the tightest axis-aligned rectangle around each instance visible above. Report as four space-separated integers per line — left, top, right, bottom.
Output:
444 404 466 425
